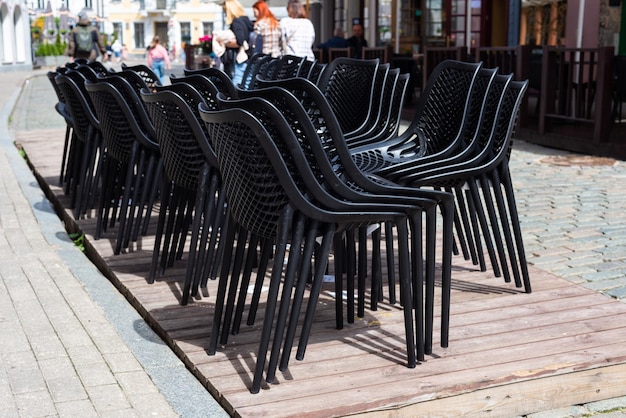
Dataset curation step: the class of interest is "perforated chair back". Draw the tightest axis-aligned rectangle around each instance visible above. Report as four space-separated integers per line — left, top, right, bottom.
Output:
121 63 162 87
141 86 217 191
404 60 482 156
182 67 238 97
239 53 272 90
316 57 379 136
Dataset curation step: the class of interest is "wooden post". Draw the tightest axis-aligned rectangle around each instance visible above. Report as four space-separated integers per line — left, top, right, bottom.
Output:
593 46 615 143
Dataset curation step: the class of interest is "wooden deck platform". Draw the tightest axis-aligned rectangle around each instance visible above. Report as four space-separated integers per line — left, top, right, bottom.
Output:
16 128 626 417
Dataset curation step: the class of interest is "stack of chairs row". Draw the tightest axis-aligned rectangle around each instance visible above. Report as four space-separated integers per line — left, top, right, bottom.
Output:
47 54 531 395
48 60 164 256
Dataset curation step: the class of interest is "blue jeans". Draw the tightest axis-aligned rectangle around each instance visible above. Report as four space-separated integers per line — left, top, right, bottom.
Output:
232 61 246 87
151 60 166 84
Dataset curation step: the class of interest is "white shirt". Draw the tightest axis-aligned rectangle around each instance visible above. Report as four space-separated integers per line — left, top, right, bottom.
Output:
279 17 315 61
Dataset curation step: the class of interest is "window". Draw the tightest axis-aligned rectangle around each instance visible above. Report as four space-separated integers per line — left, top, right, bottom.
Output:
181 21 191 43
84 0 93 9
377 0 392 45
134 22 145 49
112 22 122 42
426 0 444 42
202 21 214 37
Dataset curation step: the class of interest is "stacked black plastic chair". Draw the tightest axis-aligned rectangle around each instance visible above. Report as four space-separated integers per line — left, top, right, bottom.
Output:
47 69 73 186
182 67 238 97
349 60 483 175
54 70 104 219
121 63 162 88
394 79 531 293
199 96 420 394
84 75 161 254
238 53 272 90
316 57 380 137
238 79 455 356
140 83 229 305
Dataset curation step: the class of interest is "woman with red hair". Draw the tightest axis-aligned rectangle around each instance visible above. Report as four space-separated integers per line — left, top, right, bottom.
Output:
253 1 281 57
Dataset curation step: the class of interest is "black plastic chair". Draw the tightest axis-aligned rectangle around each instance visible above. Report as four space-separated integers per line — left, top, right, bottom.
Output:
121 63 162 88
238 53 272 90
54 71 104 219
199 98 417 394
236 79 455 356
349 60 483 175
84 76 161 255
47 70 73 187
140 83 228 305
181 66 239 97
397 79 531 293
316 57 380 137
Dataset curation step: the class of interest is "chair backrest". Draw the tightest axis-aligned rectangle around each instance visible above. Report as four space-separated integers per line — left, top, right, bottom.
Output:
198 102 294 240
328 47 352 62
405 59 482 156
87 60 114 76
84 79 154 163
170 73 233 111
239 53 272 90
140 86 217 191
120 63 162 88
316 57 379 136
362 47 388 64
54 72 99 142
272 55 305 80
342 63 391 141
100 74 157 141
182 67 238 97
307 62 326 84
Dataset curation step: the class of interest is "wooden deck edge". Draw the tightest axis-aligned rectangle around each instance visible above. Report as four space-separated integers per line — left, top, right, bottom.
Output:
351 362 626 418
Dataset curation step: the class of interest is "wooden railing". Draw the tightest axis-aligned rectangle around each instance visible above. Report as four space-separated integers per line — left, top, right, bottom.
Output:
420 45 619 152
538 46 614 144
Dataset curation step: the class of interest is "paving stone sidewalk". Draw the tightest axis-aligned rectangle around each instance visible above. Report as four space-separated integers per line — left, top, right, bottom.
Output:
1 69 228 417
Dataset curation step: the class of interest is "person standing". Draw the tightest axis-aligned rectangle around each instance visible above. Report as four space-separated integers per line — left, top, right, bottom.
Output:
252 0 281 58
147 36 171 84
347 23 368 59
67 10 106 62
279 0 315 61
111 39 123 63
221 0 254 85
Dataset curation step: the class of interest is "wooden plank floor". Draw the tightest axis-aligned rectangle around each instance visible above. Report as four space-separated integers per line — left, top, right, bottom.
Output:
17 129 626 417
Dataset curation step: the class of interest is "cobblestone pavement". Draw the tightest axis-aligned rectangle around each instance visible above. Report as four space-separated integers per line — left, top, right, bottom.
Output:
3 63 626 417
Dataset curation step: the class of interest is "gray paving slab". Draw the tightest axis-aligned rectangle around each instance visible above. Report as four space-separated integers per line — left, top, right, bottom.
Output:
1 67 228 417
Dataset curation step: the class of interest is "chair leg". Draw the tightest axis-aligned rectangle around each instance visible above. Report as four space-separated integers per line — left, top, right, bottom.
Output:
279 219 320 371
266 215 306 383
295 224 336 361
250 207 293 394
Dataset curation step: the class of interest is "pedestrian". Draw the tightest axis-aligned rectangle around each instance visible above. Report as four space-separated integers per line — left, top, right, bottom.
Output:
348 23 368 59
111 39 122 63
105 41 113 62
147 35 171 84
67 10 106 62
220 0 254 85
279 0 315 61
252 0 281 58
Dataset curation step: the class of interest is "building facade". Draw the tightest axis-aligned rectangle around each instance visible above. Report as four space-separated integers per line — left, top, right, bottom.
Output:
1 0 33 71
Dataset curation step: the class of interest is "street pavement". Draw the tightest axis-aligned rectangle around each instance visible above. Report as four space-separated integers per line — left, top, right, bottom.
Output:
1 59 625 417
1 62 228 417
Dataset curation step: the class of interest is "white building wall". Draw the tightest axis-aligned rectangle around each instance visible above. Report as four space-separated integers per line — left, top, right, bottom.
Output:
0 0 33 71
